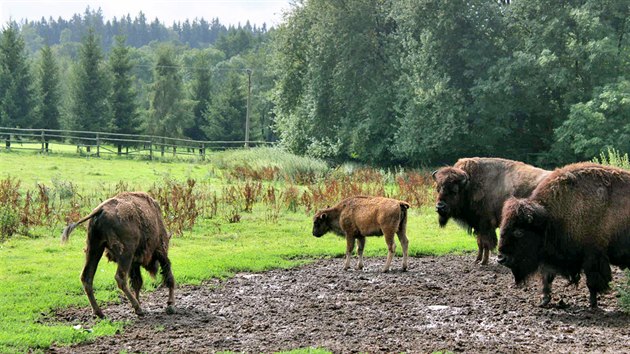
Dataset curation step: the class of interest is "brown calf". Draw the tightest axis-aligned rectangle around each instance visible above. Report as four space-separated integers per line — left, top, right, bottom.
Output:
312 196 410 272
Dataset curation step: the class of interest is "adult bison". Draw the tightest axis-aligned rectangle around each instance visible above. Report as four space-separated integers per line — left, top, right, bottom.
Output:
312 196 410 272
433 157 550 265
61 192 175 318
498 163 630 308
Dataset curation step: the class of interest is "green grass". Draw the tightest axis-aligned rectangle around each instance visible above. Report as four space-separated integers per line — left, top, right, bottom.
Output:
0 149 475 353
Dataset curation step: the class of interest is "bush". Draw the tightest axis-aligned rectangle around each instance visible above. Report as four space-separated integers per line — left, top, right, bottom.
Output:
0 206 19 239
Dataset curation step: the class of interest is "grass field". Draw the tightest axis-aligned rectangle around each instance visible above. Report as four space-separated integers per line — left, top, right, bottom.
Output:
0 149 475 353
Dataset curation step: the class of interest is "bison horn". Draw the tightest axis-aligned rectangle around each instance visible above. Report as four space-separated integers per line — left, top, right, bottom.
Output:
431 170 438 180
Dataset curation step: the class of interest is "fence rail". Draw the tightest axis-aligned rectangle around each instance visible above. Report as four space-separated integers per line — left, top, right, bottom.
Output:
0 127 274 159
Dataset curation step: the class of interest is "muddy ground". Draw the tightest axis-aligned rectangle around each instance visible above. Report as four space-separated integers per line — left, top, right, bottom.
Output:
48 255 630 353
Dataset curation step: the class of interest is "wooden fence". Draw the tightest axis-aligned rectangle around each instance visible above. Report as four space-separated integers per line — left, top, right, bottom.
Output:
0 127 274 159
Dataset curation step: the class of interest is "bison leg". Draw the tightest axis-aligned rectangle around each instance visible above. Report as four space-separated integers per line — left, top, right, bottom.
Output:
81 242 105 318
474 236 483 264
397 230 409 271
382 232 396 273
157 254 176 315
355 236 366 270
477 228 498 265
129 263 143 304
540 271 555 307
114 256 144 316
584 255 612 308
344 235 355 271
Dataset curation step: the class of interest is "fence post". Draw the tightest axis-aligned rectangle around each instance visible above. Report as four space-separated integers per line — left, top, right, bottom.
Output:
200 143 205 161
96 133 100 157
41 130 45 153
5 134 10 150
149 139 153 160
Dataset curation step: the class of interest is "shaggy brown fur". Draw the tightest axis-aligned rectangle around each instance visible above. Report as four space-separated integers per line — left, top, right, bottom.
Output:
61 192 175 318
498 163 630 308
312 196 410 272
433 157 550 265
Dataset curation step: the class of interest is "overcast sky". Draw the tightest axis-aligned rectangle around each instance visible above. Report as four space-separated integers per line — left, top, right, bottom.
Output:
0 0 293 27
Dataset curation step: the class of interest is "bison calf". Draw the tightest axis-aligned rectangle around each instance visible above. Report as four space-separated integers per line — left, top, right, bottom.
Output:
61 192 175 318
433 157 550 265
498 163 630 308
312 196 410 272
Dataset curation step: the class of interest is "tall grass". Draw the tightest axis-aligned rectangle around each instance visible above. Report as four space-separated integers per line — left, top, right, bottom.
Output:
214 147 330 183
593 147 630 170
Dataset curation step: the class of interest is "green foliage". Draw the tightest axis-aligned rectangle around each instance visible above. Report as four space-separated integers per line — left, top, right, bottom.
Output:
147 44 193 138
274 0 630 165
555 80 630 160
70 28 110 132
203 70 248 141
109 36 140 137
593 148 630 170
214 147 329 183
37 45 61 130
0 22 38 128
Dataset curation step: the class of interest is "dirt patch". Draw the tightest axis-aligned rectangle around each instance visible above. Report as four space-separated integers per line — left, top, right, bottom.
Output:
48 255 630 353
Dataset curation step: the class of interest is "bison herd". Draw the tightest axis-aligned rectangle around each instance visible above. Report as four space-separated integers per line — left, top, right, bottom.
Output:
61 158 630 318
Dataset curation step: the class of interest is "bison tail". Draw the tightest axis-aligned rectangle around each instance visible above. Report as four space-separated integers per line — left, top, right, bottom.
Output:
60 223 78 244
399 202 409 232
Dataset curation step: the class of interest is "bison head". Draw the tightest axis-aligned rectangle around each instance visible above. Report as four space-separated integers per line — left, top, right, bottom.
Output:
432 167 469 227
497 197 549 285
312 211 330 237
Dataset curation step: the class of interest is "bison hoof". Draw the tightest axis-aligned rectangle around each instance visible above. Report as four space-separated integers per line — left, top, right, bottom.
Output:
135 309 146 317
538 297 551 307
94 311 105 319
166 305 176 315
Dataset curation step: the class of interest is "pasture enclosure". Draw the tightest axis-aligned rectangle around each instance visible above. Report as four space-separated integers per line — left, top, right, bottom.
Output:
1 148 629 353
0 126 273 160
0 148 476 353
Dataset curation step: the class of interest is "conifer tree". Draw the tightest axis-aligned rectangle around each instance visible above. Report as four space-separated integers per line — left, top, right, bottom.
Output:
0 23 38 128
70 28 110 131
37 45 61 130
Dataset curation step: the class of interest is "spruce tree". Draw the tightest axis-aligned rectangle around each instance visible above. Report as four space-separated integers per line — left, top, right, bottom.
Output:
109 35 139 136
0 23 38 128
147 44 192 139
70 28 110 132
37 45 61 130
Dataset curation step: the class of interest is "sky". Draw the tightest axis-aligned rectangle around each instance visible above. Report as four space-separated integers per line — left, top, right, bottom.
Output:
0 0 293 27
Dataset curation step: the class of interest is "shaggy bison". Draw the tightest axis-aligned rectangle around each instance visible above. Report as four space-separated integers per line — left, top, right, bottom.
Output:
498 163 630 308
312 196 410 272
433 157 550 265
61 192 175 318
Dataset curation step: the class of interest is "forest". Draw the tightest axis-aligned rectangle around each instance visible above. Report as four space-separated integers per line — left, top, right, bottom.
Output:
1 0 629 167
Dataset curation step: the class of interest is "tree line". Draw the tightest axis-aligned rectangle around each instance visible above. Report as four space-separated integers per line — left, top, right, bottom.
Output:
2 1 629 166
0 9 274 146
274 0 630 166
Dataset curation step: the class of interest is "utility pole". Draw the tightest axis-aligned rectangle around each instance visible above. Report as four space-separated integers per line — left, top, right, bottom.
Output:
245 68 252 148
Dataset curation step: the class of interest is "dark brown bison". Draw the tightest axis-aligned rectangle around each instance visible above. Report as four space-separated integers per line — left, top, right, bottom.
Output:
432 157 550 265
312 196 410 272
61 192 175 318
498 163 630 308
